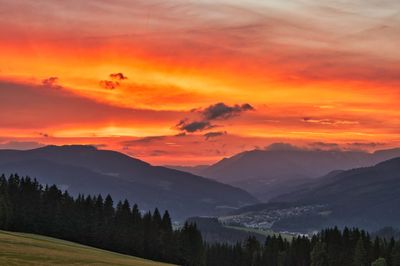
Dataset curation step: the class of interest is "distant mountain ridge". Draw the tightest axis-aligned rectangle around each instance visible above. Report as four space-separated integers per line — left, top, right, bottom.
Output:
226 157 400 232
184 146 400 201
164 165 209 176
0 145 258 219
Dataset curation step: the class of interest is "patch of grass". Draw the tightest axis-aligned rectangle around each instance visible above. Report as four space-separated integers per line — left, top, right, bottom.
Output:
0 230 175 266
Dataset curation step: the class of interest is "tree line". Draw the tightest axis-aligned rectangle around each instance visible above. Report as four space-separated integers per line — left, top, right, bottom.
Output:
205 228 400 266
0 174 203 265
1 174 400 266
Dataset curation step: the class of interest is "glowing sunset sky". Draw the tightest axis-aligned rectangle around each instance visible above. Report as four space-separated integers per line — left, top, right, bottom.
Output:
0 0 399 165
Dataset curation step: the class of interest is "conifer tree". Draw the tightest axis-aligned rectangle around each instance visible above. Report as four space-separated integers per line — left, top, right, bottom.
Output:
311 241 328 266
353 238 368 266
180 223 205 266
392 242 400 266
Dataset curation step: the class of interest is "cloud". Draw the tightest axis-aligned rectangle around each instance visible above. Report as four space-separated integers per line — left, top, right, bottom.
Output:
202 102 254 120
99 80 119 90
150 150 169 156
301 117 359 125
204 131 227 140
38 132 49 138
265 142 303 151
122 136 167 146
110 73 128 80
309 142 340 149
0 141 45 150
175 132 187 137
100 72 128 89
41 77 59 87
347 142 385 148
0 80 183 129
176 120 212 133
176 102 254 133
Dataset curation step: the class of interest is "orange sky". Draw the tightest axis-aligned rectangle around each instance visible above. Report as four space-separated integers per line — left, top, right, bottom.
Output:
0 0 399 165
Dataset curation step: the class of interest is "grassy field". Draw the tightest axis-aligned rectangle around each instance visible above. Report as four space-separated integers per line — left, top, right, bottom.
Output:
0 230 175 266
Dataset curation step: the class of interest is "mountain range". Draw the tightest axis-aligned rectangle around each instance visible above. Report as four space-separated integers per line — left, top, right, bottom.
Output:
0 145 257 220
224 157 400 232
173 145 400 201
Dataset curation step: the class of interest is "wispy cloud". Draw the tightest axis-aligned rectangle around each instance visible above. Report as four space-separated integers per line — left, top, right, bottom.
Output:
204 131 227 140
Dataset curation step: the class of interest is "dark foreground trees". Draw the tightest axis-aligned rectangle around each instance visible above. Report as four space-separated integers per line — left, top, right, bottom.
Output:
204 228 400 266
0 174 203 265
1 174 400 266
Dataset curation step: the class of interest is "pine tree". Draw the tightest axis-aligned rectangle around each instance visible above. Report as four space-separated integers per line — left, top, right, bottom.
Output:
353 238 368 266
160 210 174 261
244 236 260 266
372 237 381 262
113 200 132 253
392 242 400 266
0 174 11 229
179 223 205 266
310 241 328 266
161 210 172 232
130 204 143 256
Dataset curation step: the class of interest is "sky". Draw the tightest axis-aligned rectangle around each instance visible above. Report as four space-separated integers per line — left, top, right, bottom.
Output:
0 0 399 165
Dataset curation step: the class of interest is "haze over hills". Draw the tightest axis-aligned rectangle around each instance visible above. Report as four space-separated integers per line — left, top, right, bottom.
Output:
223 157 400 233
0 145 257 220
181 144 400 201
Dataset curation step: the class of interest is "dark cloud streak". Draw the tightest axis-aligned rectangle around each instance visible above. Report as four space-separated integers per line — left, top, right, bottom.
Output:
41 77 59 88
176 120 212 133
202 102 254 120
110 73 128 80
204 131 227 140
176 102 254 133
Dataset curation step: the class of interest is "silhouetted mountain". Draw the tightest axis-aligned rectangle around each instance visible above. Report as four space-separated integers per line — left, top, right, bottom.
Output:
195 146 400 201
165 165 209 176
0 145 257 219
228 157 400 232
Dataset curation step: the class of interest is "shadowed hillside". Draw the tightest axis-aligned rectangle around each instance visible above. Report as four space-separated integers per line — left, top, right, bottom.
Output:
0 145 257 219
192 146 400 201
226 157 400 233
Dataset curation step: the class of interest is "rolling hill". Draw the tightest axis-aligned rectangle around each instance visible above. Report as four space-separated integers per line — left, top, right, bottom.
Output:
0 230 174 265
0 145 257 219
191 146 400 201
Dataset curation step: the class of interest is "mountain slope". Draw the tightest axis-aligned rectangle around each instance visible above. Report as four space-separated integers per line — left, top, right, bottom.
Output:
274 157 400 208
196 147 400 200
227 157 400 232
0 230 174 266
0 145 257 219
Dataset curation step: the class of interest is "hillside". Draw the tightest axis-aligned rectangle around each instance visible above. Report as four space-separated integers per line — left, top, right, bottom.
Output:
0 230 174 266
186 217 267 244
0 145 257 219
195 146 400 201
224 157 400 233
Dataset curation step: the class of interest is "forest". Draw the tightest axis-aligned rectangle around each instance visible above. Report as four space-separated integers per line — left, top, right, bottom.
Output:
0 174 400 266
